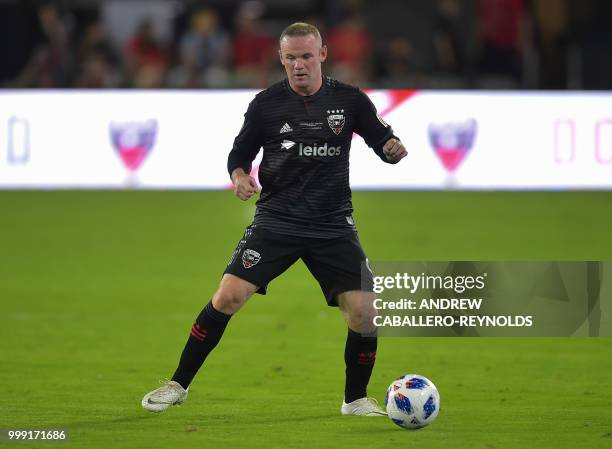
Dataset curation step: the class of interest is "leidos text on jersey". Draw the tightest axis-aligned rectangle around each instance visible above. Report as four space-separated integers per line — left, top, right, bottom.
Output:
298 142 341 157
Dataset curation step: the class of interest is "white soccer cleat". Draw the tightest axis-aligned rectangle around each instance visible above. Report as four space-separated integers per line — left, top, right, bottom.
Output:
141 380 188 413
341 397 387 416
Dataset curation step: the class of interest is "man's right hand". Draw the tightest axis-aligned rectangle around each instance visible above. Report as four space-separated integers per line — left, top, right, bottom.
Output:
231 169 260 201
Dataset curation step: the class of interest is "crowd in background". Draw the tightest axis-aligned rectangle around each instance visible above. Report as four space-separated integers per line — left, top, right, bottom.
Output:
0 0 611 90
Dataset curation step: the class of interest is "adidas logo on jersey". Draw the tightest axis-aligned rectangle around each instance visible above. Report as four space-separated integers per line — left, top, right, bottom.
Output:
280 123 293 134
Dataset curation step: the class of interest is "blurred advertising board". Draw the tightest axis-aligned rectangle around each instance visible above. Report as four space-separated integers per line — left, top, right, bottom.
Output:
0 90 610 189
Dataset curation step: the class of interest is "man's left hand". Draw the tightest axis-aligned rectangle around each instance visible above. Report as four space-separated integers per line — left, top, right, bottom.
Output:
383 138 407 163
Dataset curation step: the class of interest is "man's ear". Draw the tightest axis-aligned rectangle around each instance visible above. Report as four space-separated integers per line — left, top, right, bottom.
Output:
278 49 283 64
320 45 327 62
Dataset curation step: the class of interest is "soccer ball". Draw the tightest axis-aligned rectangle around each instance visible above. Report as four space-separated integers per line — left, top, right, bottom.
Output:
385 374 440 429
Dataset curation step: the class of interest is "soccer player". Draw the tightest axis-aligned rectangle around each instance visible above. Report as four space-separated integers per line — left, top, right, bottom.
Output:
142 22 407 416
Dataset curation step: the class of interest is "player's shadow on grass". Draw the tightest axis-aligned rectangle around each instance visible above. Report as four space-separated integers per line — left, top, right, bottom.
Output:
360 426 428 434
58 413 163 430
197 412 339 425
62 412 340 430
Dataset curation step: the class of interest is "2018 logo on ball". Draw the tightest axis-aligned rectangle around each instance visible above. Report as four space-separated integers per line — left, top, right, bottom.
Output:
242 249 261 269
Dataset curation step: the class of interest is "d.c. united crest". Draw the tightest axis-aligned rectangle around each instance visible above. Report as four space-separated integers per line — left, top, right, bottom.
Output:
327 109 345 135
110 119 157 172
428 119 477 172
242 249 261 269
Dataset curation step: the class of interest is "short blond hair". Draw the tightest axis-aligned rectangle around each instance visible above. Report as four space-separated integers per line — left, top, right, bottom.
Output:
279 22 323 45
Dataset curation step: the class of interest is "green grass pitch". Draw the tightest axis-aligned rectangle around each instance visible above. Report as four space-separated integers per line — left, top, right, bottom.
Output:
0 191 611 449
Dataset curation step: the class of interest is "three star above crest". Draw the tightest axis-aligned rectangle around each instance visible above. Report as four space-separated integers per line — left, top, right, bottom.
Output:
327 109 345 114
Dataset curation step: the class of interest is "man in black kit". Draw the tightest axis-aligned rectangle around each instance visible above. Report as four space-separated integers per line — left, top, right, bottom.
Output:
142 22 407 416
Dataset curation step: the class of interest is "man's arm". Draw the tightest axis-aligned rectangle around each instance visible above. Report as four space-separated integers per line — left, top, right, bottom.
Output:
227 98 263 201
354 91 407 164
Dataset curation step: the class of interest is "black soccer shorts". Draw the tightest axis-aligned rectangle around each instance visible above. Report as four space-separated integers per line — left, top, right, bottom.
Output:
223 225 374 306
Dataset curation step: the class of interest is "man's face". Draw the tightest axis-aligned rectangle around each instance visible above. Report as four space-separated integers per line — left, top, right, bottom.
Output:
279 34 327 94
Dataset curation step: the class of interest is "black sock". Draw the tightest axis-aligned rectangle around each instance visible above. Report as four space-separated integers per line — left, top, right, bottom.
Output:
171 301 232 389
344 328 378 403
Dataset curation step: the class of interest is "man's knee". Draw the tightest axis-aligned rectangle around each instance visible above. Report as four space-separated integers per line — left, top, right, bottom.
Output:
212 274 257 315
347 307 377 333
338 291 377 333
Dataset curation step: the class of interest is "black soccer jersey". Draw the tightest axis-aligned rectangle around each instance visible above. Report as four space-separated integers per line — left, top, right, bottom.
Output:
227 76 397 238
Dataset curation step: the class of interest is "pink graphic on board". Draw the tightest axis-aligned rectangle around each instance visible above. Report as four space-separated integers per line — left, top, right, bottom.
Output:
110 120 157 172
428 119 477 172
595 119 612 164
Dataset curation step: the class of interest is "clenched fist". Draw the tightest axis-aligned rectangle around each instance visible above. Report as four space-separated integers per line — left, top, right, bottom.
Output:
231 169 260 201
383 138 407 163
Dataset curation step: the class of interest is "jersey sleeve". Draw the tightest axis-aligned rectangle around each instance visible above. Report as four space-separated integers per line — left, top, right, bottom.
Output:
354 90 398 163
227 98 264 178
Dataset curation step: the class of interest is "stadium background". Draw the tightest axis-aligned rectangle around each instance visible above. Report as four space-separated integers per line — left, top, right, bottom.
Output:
1 1 611 448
